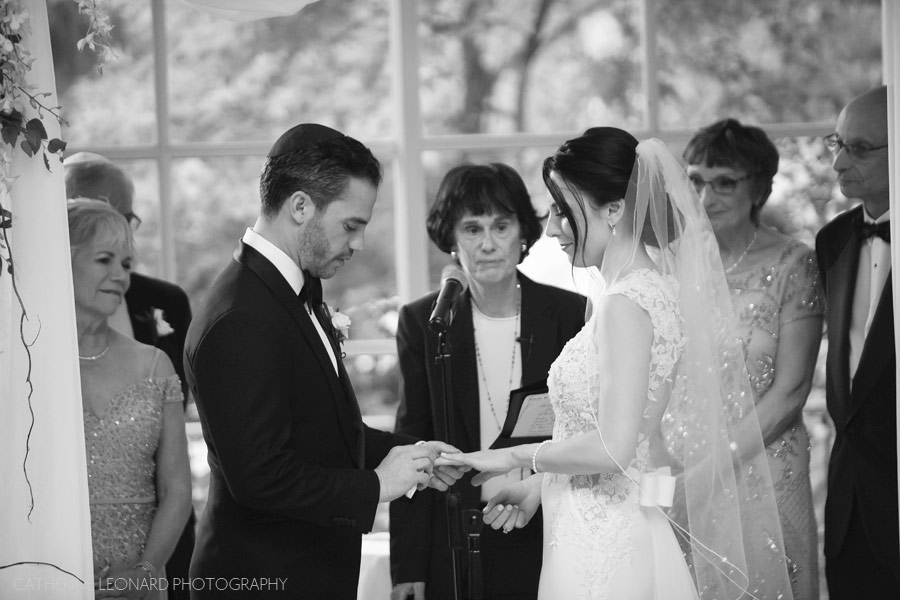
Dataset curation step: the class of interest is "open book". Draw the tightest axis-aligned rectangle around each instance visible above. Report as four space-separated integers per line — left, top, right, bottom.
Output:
489 380 554 449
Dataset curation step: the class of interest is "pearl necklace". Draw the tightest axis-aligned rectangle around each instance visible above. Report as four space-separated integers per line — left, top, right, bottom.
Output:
725 227 758 274
472 284 521 430
79 346 110 361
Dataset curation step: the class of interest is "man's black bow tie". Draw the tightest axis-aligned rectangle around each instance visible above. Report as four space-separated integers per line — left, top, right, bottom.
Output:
298 271 323 305
855 220 891 243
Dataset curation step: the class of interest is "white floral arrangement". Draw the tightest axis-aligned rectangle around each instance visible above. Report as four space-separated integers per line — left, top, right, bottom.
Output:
328 307 351 345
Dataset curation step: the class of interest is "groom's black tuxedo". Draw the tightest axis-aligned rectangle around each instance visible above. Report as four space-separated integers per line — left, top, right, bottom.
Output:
816 205 899 590
185 242 411 599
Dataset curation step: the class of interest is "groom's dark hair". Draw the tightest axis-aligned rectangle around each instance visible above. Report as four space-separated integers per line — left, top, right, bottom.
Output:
259 135 382 217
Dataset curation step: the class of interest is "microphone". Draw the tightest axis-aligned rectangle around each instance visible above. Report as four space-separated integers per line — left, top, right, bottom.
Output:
429 265 468 333
517 334 534 363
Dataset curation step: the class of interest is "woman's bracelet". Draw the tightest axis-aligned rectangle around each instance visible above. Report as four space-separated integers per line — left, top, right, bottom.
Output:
531 440 554 474
134 560 156 577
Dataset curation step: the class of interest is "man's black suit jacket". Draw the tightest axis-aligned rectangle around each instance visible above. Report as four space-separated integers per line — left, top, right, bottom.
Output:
126 271 194 600
389 273 585 598
185 242 410 599
816 205 899 575
127 271 192 398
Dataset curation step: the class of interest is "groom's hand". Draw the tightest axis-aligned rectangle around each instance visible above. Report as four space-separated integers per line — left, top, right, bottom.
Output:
417 441 469 491
391 581 425 600
375 445 435 502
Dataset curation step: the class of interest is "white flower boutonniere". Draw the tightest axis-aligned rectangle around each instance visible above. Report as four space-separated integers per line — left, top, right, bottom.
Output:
328 307 351 345
153 308 175 338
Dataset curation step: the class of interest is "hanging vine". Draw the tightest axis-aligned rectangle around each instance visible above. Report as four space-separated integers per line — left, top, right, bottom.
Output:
0 0 112 584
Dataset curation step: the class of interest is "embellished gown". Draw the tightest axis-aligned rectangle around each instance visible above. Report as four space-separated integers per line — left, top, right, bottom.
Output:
725 240 822 598
663 239 822 599
84 349 183 599
540 270 697 600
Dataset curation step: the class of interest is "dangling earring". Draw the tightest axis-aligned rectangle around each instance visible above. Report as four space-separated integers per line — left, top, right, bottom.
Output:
609 221 617 236
450 249 459 264
520 241 527 253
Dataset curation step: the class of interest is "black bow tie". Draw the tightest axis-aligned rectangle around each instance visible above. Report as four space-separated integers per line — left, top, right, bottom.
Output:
855 220 891 243
298 271 323 306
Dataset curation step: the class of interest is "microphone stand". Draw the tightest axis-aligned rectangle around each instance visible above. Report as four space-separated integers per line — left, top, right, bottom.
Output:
463 509 484 600
435 329 463 600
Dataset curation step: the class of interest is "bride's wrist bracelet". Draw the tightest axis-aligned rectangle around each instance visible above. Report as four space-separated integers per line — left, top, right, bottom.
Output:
134 560 157 578
531 440 554 474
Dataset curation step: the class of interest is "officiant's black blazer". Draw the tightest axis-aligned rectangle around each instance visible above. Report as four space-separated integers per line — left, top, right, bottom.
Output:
390 272 584 599
185 242 411 599
816 205 899 580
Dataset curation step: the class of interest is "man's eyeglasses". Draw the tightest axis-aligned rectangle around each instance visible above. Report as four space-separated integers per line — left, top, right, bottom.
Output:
824 133 888 160
124 212 142 231
687 173 750 196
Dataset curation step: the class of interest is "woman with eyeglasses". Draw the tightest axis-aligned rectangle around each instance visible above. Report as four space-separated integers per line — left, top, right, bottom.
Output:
667 118 824 599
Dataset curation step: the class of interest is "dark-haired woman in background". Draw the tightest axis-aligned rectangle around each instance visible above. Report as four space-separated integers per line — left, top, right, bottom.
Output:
668 118 823 599
389 163 585 600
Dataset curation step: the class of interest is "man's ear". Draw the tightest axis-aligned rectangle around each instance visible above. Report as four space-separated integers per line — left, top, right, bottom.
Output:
286 191 315 225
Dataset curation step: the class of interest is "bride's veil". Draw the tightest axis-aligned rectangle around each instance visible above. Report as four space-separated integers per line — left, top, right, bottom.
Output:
611 139 795 600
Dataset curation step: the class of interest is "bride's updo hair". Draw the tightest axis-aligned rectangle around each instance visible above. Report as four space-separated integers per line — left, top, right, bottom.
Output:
542 127 638 259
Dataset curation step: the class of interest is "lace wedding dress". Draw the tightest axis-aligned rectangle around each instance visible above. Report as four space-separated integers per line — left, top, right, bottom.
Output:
539 270 698 600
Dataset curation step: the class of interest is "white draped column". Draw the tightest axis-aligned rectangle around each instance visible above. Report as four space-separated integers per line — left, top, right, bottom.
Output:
884 0 900 539
0 0 93 598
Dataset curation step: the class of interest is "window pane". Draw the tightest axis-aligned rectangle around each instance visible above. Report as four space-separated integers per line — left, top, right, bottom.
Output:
657 0 881 129
50 0 156 146
766 136 848 244
347 354 401 419
166 0 392 143
419 0 643 135
171 155 397 336
115 160 163 277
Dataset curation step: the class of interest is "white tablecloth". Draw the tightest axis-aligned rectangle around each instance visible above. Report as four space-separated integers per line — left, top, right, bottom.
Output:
358 532 391 600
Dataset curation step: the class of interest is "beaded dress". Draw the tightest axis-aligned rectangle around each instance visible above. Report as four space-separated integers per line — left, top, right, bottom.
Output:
663 239 823 599
84 349 182 598
539 270 698 600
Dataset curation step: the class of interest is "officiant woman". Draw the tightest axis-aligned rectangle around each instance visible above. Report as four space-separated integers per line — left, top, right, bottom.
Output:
390 163 585 600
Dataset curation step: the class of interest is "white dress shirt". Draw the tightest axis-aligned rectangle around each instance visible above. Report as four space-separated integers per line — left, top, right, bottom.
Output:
242 228 338 373
849 210 890 381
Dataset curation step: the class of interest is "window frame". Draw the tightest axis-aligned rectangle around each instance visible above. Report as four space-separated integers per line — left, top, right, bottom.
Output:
64 0 863 356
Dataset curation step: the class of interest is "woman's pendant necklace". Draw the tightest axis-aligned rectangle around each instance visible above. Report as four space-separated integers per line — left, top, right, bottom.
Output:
473 284 521 430
725 226 758 274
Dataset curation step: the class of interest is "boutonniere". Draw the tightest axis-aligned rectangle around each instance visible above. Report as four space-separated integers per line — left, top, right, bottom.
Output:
326 305 351 345
153 308 175 338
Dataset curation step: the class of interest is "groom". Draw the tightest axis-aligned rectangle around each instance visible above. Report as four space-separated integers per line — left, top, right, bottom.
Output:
185 123 463 599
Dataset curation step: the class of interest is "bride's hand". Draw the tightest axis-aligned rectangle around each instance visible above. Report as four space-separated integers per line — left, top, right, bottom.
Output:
436 447 518 481
482 474 543 532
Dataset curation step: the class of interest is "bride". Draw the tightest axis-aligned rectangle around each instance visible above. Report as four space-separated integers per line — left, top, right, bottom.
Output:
438 127 794 600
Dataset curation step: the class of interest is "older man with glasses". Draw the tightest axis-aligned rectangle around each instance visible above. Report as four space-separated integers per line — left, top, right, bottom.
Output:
816 85 899 598
64 151 196 600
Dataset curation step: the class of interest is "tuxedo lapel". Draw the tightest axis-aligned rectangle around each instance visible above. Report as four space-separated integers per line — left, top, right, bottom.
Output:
825 220 861 412
850 271 894 417
125 287 157 345
519 274 560 387
236 243 363 466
